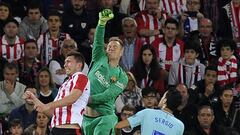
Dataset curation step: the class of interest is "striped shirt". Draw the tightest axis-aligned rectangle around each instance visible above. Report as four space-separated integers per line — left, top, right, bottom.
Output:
135 10 162 44
51 72 90 127
161 0 186 19
139 0 187 19
0 35 24 62
37 32 70 65
152 38 184 71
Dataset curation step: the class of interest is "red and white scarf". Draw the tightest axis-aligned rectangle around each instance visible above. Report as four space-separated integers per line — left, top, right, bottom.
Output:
225 2 240 38
178 63 201 88
217 55 238 86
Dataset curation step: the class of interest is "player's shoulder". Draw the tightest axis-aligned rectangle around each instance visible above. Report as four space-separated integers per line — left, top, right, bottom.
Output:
173 117 185 129
73 72 88 80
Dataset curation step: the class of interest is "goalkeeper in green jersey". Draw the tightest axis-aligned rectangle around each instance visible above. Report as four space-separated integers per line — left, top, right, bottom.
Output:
82 9 128 135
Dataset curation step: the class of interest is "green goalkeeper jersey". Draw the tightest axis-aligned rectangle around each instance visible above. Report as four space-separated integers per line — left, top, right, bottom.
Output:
87 25 128 115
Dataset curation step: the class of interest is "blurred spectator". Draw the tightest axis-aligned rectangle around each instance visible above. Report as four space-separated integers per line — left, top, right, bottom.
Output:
62 0 92 46
212 86 240 131
85 0 99 27
194 18 218 66
9 88 37 129
174 83 198 132
120 17 143 71
80 26 96 65
119 0 140 16
0 57 7 81
138 0 187 19
19 3 48 40
2 0 28 22
23 112 50 135
48 39 89 87
0 2 11 36
136 87 158 111
180 0 204 39
18 39 42 87
200 0 232 38
0 63 26 116
36 67 58 104
225 129 240 135
131 45 166 95
0 117 9 135
186 105 226 135
115 72 142 114
118 105 139 135
135 0 162 44
217 39 238 87
37 11 70 65
152 18 184 71
160 0 187 20
0 18 24 63
168 39 205 88
9 119 23 135
231 108 240 133
41 0 67 17
97 0 128 40
226 0 240 43
190 66 219 106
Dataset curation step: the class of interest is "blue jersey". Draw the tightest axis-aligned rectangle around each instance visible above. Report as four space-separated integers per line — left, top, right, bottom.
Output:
128 109 184 135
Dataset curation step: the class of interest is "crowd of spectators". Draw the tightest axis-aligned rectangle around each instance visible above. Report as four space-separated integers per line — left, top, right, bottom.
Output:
0 0 240 135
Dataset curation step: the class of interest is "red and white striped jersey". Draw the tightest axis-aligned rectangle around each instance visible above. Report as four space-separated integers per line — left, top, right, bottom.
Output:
135 10 162 44
138 0 186 19
161 0 186 19
0 35 24 62
152 37 184 71
37 32 70 65
51 72 90 128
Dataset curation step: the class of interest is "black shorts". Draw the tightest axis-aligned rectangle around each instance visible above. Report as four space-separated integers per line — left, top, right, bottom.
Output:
50 127 82 135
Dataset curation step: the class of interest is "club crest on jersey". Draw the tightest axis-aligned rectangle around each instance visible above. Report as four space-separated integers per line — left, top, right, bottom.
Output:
110 76 117 83
81 23 86 29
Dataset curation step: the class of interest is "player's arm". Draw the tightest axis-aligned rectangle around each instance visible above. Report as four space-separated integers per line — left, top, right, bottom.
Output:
47 89 83 110
115 119 130 135
115 109 146 134
115 119 130 129
47 75 88 111
38 75 88 117
91 9 114 62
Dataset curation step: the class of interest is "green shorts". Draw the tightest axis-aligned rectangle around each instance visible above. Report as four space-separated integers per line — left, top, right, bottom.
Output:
82 114 118 135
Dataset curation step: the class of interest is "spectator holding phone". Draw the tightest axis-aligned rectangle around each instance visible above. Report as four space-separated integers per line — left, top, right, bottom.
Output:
180 0 204 40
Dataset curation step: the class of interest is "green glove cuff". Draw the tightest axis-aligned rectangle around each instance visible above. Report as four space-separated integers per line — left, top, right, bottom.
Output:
98 19 107 26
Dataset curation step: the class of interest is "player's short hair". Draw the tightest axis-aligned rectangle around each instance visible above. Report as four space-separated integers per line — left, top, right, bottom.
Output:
67 51 85 65
166 88 182 112
108 37 124 47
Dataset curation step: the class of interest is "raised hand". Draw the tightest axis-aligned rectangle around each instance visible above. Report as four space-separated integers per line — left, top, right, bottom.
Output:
5 80 14 95
22 90 36 103
98 9 114 26
205 83 214 97
22 91 46 112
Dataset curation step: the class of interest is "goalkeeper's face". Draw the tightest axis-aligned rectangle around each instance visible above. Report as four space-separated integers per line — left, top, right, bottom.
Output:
106 41 123 60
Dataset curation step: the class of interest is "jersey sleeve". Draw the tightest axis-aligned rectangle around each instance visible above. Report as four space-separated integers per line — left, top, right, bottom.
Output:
135 13 145 32
127 109 147 128
73 74 89 92
91 25 107 62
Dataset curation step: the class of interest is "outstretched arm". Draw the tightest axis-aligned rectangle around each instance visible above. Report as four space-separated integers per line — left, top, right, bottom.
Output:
91 9 114 62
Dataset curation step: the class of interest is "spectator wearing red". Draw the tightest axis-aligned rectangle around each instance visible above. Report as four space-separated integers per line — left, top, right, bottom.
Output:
152 18 184 71
135 0 163 44
0 18 24 63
